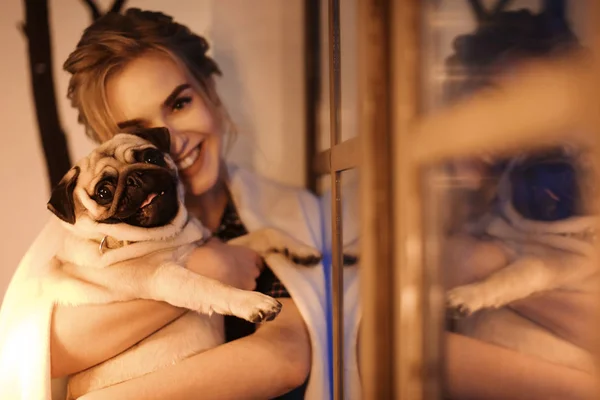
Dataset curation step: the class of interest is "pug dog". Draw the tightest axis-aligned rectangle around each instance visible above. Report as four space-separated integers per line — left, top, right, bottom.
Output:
43 128 322 399
446 147 599 371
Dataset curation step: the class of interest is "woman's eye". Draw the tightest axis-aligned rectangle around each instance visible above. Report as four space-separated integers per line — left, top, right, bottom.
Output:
141 148 166 166
172 97 192 112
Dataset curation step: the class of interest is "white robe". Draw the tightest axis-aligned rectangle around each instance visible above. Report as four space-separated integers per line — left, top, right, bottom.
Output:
0 164 362 400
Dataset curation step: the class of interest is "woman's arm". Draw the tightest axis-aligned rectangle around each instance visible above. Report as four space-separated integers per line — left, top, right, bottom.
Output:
510 290 598 352
443 235 598 399
446 332 598 400
50 299 184 378
78 298 311 400
50 238 263 377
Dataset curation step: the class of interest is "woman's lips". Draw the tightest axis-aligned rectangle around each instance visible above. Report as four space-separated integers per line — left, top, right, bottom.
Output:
175 142 203 171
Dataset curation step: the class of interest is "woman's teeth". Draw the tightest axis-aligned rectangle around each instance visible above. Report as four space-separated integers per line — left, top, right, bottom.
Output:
176 145 201 170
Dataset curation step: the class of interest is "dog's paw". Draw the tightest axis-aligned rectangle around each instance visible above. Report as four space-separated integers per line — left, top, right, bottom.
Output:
268 245 322 267
446 285 485 318
342 253 359 266
291 251 322 266
232 292 283 323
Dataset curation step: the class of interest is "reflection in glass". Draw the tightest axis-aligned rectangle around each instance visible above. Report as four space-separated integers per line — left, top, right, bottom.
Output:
420 1 597 398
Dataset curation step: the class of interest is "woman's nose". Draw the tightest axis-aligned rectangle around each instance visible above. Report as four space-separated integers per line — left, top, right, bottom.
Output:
169 128 189 160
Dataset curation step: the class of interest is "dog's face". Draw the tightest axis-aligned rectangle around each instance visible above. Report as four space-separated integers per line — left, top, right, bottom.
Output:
502 146 594 222
48 128 185 235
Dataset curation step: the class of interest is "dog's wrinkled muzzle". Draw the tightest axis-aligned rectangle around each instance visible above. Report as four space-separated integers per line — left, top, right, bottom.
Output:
103 168 179 228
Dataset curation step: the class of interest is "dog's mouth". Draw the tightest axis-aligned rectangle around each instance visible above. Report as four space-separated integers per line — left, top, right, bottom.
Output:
102 171 180 228
127 183 179 228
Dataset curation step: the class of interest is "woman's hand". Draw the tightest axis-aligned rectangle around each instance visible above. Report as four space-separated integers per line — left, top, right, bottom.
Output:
51 300 184 378
185 238 263 291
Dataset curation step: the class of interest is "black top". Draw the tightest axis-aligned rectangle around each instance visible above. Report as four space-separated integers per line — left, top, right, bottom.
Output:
213 199 308 399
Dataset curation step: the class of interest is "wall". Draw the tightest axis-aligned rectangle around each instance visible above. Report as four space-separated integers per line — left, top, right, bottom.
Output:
1 0 587 303
0 0 305 302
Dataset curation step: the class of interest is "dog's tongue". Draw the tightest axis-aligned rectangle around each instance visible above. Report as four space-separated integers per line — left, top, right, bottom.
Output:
140 193 158 209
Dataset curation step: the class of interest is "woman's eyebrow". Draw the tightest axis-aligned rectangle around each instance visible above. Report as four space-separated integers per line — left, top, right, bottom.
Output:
115 83 191 129
117 119 145 130
163 83 192 107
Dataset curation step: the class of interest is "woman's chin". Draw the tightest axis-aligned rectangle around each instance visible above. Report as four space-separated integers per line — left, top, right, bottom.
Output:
179 144 221 197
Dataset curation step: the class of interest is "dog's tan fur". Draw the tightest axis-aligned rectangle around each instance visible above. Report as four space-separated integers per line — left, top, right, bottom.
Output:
43 132 321 398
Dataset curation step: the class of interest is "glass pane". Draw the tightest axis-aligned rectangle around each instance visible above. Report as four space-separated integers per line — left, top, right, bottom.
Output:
318 0 331 155
340 0 359 142
421 1 597 399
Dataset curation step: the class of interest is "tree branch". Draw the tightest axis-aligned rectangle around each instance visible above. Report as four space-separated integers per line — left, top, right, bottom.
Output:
22 0 72 190
109 0 127 13
80 0 101 20
467 0 487 22
492 0 514 16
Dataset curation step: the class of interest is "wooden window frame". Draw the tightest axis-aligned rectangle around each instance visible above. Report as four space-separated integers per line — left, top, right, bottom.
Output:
307 1 600 400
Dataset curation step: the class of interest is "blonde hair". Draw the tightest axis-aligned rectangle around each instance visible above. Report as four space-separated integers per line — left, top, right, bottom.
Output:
64 8 234 144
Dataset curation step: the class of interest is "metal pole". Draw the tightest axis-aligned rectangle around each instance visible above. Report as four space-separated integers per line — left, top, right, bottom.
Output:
327 1 344 399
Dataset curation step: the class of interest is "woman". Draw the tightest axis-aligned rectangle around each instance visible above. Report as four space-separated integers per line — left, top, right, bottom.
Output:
2 8 327 400
0 6 596 400
58 7 335 399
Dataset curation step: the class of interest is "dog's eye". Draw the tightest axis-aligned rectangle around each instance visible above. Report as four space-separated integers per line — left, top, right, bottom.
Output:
140 148 166 167
95 183 114 204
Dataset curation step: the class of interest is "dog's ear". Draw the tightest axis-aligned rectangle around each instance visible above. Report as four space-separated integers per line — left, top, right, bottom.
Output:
130 127 171 154
47 166 80 224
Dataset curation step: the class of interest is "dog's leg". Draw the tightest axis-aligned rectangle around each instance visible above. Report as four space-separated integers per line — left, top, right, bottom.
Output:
228 228 322 266
447 253 594 317
140 262 283 323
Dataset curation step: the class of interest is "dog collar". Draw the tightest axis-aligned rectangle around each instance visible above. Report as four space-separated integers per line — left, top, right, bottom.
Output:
98 235 135 255
97 229 213 255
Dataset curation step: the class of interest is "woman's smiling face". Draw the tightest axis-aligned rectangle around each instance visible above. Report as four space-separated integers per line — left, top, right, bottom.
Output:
105 52 224 196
